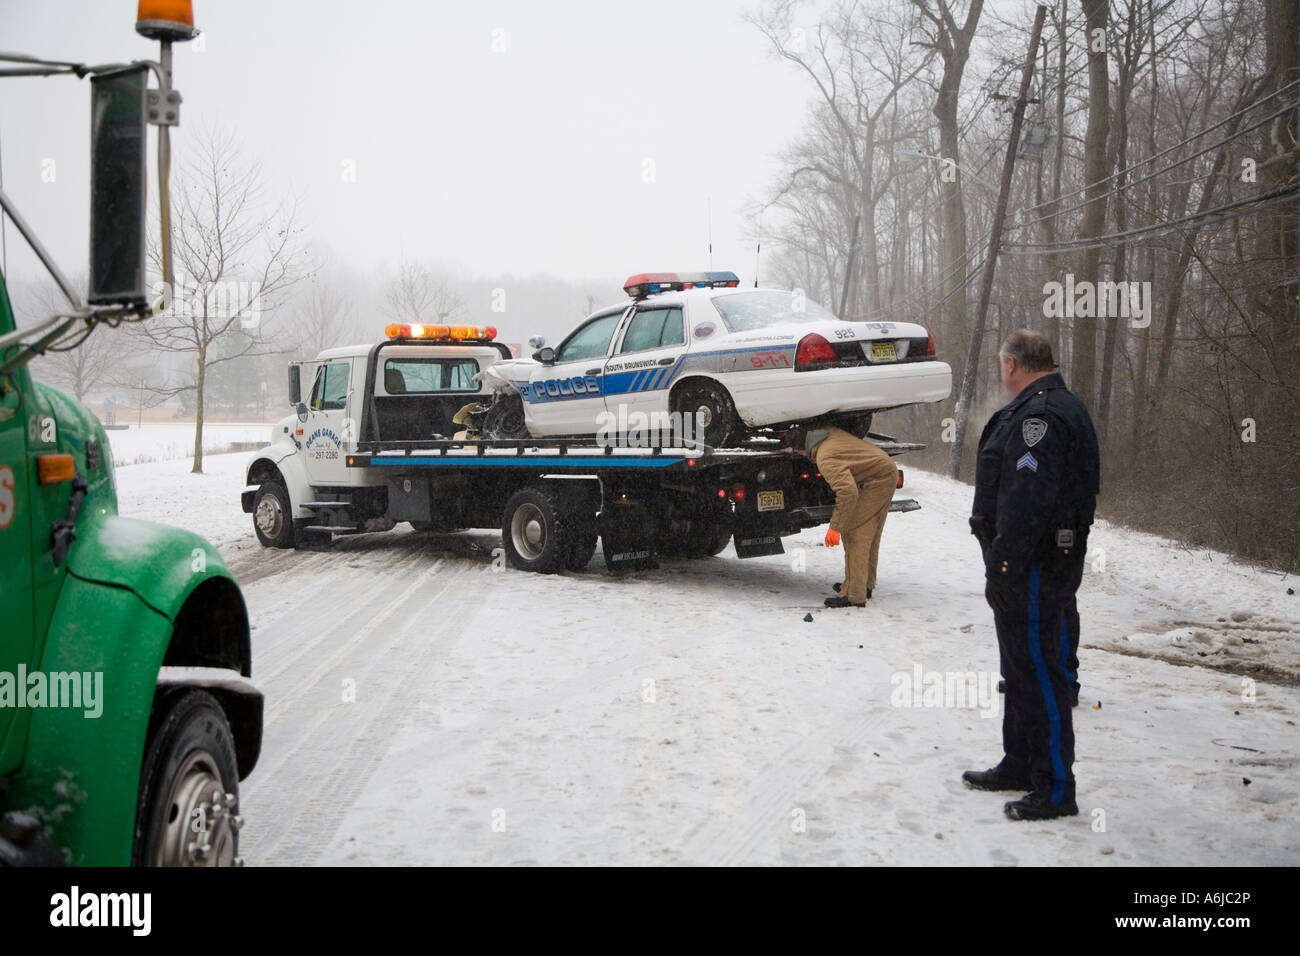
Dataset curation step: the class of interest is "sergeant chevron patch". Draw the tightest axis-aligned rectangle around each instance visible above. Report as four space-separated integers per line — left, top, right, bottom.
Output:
1016 452 1039 472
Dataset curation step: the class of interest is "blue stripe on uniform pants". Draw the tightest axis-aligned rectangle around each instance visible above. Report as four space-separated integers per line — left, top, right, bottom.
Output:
1060 611 1075 686
1027 562 1067 803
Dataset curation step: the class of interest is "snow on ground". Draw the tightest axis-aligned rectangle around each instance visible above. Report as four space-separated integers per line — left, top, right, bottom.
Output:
112 452 1300 866
104 422 272 467
113 450 253 547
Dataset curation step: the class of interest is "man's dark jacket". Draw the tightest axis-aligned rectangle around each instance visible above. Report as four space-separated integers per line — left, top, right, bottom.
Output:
971 372 1100 574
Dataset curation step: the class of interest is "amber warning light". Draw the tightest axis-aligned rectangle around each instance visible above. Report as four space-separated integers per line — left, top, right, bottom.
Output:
136 0 198 40
385 324 497 341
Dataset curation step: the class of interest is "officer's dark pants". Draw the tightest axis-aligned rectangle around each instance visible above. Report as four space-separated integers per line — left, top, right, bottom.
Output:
995 559 1082 805
1062 557 1083 696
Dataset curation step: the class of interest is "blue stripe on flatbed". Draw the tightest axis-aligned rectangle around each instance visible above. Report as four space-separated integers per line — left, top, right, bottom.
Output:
368 456 682 468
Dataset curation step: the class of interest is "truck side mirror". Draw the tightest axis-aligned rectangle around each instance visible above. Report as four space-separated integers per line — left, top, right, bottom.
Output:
534 347 556 364
296 402 309 423
288 365 301 405
88 64 150 310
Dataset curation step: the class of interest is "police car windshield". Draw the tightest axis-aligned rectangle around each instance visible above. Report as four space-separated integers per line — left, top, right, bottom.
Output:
711 291 837 332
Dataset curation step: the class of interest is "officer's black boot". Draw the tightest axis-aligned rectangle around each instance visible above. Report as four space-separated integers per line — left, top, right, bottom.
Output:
962 761 1031 792
1004 791 1079 820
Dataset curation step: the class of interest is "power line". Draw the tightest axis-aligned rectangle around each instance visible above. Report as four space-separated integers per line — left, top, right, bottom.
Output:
1007 75 1300 227
1001 182 1300 255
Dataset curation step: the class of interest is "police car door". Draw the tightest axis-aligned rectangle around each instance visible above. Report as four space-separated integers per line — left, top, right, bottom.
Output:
301 358 354 485
602 304 687 432
527 309 627 436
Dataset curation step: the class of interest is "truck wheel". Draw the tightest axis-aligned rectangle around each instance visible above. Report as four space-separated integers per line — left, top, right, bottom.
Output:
501 486 570 573
697 519 732 557
674 382 738 448
252 482 295 548
133 689 242 867
564 529 598 571
483 394 529 440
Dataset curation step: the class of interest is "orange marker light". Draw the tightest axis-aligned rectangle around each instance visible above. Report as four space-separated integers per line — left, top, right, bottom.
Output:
37 454 76 485
385 323 498 341
136 0 197 39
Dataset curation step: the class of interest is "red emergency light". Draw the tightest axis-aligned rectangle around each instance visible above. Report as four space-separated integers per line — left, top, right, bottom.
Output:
623 271 741 299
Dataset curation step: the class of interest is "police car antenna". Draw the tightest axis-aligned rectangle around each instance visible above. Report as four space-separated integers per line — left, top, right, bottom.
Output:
707 197 713 271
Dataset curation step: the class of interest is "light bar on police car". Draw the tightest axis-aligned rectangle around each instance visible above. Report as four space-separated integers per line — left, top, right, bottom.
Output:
623 271 740 298
384 324 498 341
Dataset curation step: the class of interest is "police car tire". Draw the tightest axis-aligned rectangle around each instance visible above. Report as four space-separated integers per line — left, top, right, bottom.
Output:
501 486 570 573
837 412 874 439
132 689 240 867
673 382 738 449
252 482 295 549
483 394 528 440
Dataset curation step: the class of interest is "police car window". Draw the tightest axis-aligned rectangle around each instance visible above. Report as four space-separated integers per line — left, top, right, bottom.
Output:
711 291 837 332
619 308 683 353
311 362 349 411
383 359 479 393
556 312 623 363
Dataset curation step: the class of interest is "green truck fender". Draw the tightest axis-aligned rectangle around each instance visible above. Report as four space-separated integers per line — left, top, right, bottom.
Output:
8 516 261 866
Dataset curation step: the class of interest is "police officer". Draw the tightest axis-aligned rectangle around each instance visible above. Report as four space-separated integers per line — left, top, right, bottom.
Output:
963 330 1099 821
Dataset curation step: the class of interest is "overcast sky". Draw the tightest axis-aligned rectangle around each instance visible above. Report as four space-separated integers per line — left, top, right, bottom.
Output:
1 0 828 289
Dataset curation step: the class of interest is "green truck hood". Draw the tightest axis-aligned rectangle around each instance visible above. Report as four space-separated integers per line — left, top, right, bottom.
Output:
66 515 236 619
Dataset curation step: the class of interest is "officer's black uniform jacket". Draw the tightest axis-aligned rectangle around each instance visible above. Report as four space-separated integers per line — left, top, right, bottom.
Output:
971 372 1100 576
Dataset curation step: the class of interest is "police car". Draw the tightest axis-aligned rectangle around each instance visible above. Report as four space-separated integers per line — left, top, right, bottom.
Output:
476 271 952 446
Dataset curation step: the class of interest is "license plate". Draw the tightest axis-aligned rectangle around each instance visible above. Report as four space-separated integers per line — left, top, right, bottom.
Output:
757 490 784 512
870 341 897 361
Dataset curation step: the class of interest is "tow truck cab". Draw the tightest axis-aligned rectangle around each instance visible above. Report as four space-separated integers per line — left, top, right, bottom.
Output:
242 328 508 545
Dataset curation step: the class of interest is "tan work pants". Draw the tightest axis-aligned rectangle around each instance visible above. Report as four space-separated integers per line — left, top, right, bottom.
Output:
839 479 894 604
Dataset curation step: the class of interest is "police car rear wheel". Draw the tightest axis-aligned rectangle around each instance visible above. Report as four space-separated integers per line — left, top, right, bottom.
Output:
502 487 569 573
674 382 737 448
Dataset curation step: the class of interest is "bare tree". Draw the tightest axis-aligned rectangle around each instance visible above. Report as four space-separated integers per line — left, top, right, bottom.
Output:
134 129 307 472
15 275 124 404
384 260 465 325
293 246 356 358
911 0 985 350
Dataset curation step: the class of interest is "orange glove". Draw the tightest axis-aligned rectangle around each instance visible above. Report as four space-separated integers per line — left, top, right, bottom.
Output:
824 528 841 548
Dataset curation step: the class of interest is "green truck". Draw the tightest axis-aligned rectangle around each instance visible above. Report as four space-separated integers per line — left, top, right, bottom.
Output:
0 2 260 866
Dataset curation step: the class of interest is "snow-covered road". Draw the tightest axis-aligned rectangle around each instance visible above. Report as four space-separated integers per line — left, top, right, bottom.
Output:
115 451 1300 865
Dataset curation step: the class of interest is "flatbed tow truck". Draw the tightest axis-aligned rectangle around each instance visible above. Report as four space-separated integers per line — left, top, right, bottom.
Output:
244 326 923 573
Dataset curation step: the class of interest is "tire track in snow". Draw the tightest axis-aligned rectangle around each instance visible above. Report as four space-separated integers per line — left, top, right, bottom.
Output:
238 557 483 864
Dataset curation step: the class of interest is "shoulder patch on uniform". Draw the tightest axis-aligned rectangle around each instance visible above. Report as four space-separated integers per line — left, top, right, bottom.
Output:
1022 418 1048 447
1016 451 1039 472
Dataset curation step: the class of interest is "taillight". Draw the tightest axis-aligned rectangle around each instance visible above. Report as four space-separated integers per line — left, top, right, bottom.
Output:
732 484 747 503
897 468 904 489
795 333 838 368
926 332 936 357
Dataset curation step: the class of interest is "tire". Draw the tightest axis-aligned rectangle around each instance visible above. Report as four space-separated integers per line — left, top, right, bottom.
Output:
673 381 739 448
564 529 598 571
252 481 295 548
698 520 732 557
132 689 242 867
501 486 570 573
482 394 529 440
835 412 874 439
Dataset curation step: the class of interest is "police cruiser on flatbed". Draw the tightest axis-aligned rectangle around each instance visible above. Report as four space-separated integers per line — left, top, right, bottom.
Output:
241 271 944 572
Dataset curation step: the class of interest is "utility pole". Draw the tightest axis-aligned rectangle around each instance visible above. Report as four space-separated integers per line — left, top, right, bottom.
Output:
947 3 1048 479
